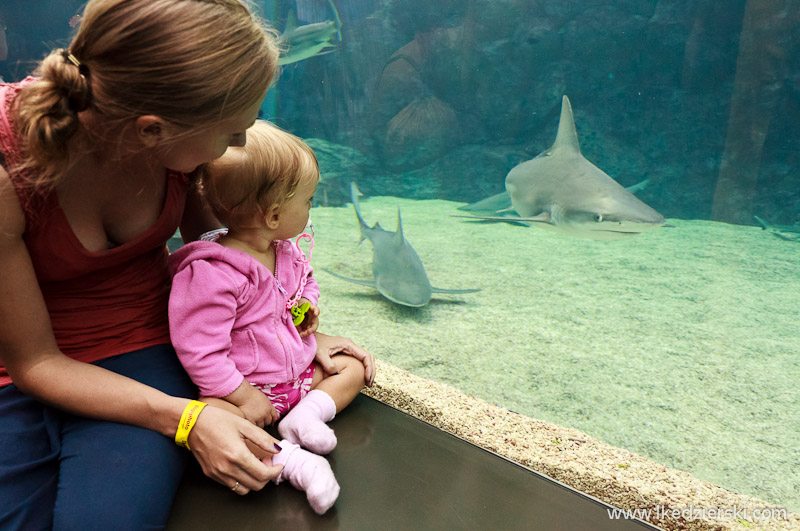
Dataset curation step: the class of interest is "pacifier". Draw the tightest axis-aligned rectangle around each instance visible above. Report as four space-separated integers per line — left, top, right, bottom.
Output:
290 301 311 326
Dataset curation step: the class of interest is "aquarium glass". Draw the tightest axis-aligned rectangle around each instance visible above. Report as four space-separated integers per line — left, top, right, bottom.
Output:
4 0 797 514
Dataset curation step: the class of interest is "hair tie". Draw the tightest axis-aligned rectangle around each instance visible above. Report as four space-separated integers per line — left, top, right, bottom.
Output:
58 49 93 112
63 50 80 67
61 49 90 77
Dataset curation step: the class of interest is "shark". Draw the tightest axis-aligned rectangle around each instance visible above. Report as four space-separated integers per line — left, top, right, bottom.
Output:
277 10 339 66
457 96 666 240
323 183 480 307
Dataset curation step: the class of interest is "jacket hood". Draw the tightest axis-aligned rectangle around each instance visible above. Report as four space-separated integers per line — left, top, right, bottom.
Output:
169 240 263 279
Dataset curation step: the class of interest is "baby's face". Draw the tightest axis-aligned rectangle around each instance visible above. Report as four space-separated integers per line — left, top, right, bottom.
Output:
276 174 318 240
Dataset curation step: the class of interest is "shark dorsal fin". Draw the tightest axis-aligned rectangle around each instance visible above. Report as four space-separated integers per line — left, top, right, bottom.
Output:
285 10 298 33
395 208 404 242
552 95 581 153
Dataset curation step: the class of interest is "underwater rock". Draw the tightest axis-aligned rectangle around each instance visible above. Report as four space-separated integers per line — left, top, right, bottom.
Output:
382 95 459 170
304 138 378 207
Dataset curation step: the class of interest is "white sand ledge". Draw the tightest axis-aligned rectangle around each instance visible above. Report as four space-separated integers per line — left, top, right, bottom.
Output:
362 360 799 531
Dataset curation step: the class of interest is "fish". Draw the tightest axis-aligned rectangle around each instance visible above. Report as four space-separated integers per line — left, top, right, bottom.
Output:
277 11 339 66
456 96 666 240
323 183 480 307
754 215 800 242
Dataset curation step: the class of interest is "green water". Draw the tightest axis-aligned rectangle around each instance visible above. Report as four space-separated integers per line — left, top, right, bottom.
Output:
309 196 799 512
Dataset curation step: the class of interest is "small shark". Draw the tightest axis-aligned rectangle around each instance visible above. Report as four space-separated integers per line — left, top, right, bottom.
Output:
323 183 480 307
277 11 339 65
457 96 666 240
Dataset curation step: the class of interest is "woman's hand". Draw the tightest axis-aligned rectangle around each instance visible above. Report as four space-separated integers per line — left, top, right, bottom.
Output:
314 332 375 387
187 405 283 495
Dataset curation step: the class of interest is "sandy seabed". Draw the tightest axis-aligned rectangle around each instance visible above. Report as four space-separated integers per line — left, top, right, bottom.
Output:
306 195 799 531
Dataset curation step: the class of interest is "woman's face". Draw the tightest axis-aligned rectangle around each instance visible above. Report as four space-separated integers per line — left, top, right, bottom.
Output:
158 99 263 173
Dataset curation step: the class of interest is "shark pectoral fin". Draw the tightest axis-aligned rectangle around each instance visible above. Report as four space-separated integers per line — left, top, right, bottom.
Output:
322 268 376 288
430 287 481 294
451 214 532 227
625 178 650 194
457 191 512 213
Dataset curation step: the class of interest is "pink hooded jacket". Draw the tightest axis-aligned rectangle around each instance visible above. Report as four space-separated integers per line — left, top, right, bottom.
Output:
168 239 319 397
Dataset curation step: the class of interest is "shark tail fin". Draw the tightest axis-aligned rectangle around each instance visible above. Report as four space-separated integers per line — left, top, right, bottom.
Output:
350 182 367 244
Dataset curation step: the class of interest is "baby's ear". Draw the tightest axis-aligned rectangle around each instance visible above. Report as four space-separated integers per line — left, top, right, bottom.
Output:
135 115 168 147
264 204 281 229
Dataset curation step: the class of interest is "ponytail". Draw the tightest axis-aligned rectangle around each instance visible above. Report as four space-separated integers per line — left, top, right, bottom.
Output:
14 49 93 189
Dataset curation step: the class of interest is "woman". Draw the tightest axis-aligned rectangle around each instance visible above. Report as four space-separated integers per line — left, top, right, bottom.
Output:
0 1 292 528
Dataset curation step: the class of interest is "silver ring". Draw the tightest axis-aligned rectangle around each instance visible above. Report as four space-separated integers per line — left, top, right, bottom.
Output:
231 481 240 492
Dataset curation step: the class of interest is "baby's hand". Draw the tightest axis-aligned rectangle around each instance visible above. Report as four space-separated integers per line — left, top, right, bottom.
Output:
226 380 279 427
296 298 320 338
239 391 279 427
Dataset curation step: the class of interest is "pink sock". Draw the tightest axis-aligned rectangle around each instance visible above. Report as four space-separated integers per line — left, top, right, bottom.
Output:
278 389 337 454
273 440 339 515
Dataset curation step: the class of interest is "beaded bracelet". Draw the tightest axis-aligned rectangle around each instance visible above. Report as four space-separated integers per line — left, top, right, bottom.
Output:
174 400 207 451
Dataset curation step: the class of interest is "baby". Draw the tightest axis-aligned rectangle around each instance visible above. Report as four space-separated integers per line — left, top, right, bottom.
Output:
168 120 375 514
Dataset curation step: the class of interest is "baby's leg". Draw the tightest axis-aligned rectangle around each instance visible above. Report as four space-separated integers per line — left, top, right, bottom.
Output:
278 355 367 454
203 396 338 513
273 440 339 515
314 354 368 412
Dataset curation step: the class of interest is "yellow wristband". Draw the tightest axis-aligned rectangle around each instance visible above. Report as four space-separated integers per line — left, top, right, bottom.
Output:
174 400 207 451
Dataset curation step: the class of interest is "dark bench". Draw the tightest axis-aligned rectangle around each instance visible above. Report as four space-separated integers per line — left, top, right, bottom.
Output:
168 394 659 530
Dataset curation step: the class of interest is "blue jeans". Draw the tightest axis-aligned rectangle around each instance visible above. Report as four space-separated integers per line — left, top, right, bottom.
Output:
0 345 197 530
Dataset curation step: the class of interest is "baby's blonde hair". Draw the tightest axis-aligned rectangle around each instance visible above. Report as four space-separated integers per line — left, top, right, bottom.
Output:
203 120 319 231
13 0 280 189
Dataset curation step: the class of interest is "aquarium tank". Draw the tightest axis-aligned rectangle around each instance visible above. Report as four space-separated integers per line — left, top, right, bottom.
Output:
4 0 797 517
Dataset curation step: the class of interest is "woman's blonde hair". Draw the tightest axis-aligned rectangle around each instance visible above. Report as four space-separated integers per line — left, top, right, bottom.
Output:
13 0 280 189
203 120 319 231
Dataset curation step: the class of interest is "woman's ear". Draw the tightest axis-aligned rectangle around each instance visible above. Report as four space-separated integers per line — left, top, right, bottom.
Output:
135 115 168 147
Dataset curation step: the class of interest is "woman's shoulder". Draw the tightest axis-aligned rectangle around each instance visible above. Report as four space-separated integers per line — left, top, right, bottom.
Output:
0 77 38 139
0 78 50 218
0 166 26 244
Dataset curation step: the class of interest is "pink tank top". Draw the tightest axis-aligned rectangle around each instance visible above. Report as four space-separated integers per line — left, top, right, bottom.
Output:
0 78 190 386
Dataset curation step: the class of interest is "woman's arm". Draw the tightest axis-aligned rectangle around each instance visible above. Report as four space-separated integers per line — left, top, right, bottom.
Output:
0 169 280 493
